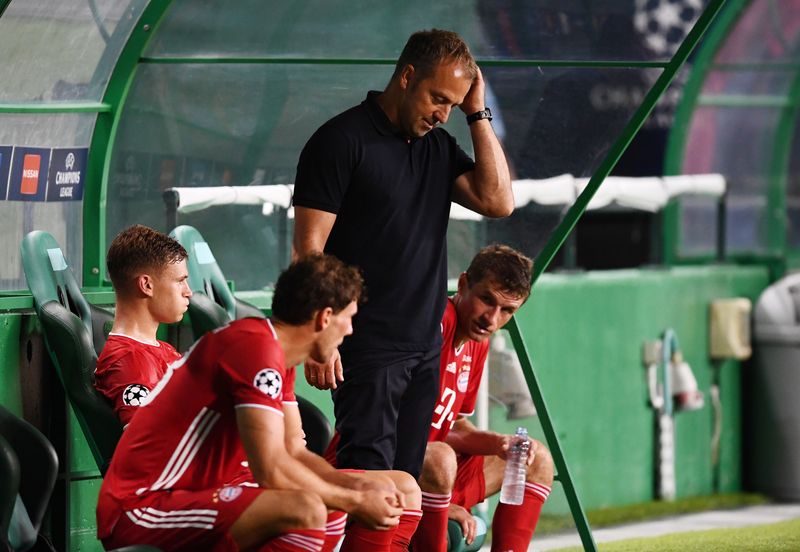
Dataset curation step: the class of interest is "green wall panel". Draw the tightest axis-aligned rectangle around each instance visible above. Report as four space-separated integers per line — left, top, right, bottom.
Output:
507 265 769 511
68 405 102 473
0 313 22 413
70 478 103 551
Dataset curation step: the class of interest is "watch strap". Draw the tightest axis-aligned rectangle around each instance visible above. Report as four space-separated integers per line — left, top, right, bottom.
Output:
466 108 492 125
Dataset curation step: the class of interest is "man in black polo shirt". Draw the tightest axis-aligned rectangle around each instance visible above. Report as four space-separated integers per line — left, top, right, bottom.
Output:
292 29 514 480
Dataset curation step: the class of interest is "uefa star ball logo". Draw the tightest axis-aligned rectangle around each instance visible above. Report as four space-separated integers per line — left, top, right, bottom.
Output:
253 368 282 399
122 383 150 406
634 0 703 57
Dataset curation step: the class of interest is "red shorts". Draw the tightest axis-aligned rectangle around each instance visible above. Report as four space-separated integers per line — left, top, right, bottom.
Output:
99 484 260 551
451 454 486 509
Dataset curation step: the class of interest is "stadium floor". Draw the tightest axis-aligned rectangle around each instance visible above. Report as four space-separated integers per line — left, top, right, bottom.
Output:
497 502 800 551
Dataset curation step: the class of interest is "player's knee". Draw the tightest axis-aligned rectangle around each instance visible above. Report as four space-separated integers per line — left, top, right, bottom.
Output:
287 491 327 528
419 442 457 493
526 441 554 486
392 470 421 509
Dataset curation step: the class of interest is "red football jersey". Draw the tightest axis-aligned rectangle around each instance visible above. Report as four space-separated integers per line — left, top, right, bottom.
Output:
98 318 296 520
95 334 182 426
428 299 488 443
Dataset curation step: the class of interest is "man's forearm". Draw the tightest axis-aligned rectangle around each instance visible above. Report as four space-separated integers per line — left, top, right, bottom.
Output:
446 419 505 457
254 452 360 513
469 120 513 216
292 447 362 489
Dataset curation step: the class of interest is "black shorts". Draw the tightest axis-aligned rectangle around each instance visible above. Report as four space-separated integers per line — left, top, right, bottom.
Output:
332 346 440 478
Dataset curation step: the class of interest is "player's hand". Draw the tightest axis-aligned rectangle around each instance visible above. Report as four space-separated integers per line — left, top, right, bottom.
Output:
448 504 477 545
348 473 407 510
350 489 403 530
497 435 539 466
495 433 514 460
460 65 486 116
304 348 343 390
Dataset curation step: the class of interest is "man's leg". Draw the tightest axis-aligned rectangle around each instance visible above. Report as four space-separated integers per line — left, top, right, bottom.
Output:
384 470 423 552
337 469 421 552
101 486 326 552
333 349 420 471
411 442 458 552
393 346 440 478
231 489 327 551
484 441 554 551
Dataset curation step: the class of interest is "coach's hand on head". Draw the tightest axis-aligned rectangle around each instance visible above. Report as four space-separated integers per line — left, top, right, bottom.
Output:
304 348 343 390
459 65 486 116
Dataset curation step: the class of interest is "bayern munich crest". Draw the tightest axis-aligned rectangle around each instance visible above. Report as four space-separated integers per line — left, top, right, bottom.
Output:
218 485 243 502
253 368 282 399
457 371 470 393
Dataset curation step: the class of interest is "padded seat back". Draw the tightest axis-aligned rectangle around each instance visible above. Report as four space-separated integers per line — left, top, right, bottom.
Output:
169 226 332 450
20 231 122 474
0 434 19 550
296 396 333 456
169 225 264 338
0 406 58 552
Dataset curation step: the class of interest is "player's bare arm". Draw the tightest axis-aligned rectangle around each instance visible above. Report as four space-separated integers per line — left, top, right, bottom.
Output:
292 206 336 260
238 406 402 529
452 67 514 218
292 206 344 390
447 417 540 466
283 403 408 507
445 416 510 457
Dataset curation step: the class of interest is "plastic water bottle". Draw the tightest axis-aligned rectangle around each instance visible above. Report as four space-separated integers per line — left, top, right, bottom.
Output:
499 427 530 505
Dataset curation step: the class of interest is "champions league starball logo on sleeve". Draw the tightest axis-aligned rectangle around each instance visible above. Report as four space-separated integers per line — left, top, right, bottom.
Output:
253 368 282 399
122 384 150 406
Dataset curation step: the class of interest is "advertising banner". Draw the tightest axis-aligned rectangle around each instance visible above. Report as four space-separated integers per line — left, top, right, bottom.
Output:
47 148 88 201
0 146 11 200
8 147 50 201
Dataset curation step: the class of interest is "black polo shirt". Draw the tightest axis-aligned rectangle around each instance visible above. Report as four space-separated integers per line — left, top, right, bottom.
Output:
293 91 475 351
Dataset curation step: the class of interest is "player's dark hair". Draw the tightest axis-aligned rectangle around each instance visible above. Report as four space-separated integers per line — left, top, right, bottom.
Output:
106 225 187 295
392 29 478 81
465 244 533 302
272 254 364 325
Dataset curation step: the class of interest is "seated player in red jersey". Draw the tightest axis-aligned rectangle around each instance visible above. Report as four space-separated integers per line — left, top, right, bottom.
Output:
96 254 420 552
94 225 191 427
411 244 555 552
